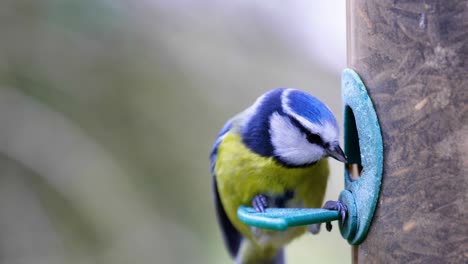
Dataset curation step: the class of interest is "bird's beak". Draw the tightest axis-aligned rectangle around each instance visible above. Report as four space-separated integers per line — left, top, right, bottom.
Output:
327 143 347 163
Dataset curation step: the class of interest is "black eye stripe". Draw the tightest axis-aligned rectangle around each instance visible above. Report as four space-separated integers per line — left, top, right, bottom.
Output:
288 116 325 146
288 116 308 134
306 133 323 145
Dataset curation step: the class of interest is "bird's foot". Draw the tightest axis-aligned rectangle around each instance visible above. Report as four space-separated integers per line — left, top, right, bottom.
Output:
252 194 269 213
323 200 348 232
308 223 321 234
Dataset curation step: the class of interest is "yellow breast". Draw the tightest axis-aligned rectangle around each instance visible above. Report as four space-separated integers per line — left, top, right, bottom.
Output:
215 132 329 241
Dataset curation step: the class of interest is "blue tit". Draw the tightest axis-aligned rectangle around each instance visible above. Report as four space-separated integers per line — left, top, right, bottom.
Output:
211 88 347 264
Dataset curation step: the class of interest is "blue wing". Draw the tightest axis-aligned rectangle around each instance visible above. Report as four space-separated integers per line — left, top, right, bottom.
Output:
210 120 242 258
210 120 233 174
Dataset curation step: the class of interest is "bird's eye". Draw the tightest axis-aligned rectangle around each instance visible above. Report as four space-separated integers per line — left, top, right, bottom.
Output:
306 133 323 145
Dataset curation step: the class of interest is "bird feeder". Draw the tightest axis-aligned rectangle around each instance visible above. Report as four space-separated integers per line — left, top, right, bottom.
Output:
239 1 466 263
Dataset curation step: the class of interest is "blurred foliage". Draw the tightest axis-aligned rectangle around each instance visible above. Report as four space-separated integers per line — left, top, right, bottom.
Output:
0 0 349 263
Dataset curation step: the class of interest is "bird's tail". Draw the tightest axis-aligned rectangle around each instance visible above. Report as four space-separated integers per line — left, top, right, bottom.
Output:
235 239 284 264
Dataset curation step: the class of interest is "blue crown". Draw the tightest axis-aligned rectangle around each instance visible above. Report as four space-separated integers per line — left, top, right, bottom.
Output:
285 90 338 129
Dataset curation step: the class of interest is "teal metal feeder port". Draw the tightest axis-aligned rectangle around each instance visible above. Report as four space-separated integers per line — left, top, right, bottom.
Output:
237 69 383 245
339 68 383 245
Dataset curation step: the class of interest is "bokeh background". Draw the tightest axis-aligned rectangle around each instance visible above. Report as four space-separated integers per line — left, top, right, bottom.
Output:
0 1 349 263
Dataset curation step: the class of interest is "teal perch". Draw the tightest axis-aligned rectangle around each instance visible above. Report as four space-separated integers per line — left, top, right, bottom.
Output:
237 206 340 231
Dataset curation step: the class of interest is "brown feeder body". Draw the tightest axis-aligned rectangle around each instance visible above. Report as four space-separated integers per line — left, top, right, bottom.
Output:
347 0 468 263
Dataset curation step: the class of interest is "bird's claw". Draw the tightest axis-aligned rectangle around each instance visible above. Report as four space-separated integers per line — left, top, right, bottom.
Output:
308 223 321 234
252 194 269 213
323 200 348 232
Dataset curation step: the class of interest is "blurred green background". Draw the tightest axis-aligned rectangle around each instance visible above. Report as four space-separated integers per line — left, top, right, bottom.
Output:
0 0 349 263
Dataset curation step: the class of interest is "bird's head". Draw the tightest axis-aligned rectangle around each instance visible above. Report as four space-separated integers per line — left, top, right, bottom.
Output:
242 88 347 167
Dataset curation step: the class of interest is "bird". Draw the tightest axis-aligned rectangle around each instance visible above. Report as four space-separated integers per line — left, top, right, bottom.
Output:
211 88 347 264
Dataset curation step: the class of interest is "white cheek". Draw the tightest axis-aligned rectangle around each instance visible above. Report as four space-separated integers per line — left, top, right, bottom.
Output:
270 113 325 165
320 122 338 143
